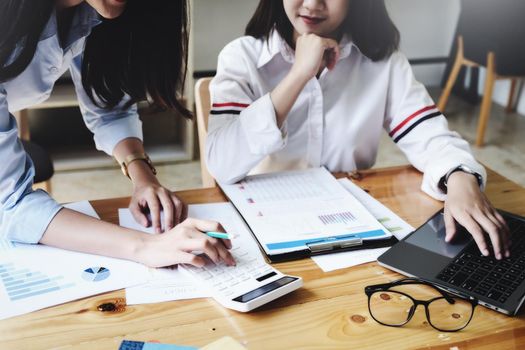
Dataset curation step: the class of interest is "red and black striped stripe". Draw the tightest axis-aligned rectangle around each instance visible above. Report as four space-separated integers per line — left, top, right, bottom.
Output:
389 105 441 143
210 102 249 115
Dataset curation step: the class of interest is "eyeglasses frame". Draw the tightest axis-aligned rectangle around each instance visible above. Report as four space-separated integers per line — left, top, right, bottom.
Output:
364 277 478 332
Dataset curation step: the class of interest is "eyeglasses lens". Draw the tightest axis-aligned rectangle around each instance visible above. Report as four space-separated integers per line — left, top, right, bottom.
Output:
427 297 473 331
369 291 414 326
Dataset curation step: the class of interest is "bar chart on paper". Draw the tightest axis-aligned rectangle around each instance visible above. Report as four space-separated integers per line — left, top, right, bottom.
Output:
318 212 356 225
0 201 150 321
0 263 75 301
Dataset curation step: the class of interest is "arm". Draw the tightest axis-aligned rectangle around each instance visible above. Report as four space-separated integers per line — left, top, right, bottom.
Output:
69 55 186 232
0 85 233 268
271 33 340 127
206 35 339 183
0 85 61 244
384 52 509 258
40 209 235 268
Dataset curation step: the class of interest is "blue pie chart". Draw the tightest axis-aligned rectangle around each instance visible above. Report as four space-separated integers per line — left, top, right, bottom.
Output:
82 267 110 282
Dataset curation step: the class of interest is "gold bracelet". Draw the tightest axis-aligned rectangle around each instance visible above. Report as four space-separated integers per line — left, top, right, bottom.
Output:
120 152 157 179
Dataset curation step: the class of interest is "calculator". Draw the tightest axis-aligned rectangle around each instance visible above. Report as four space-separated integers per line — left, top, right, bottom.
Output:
179 245 303 312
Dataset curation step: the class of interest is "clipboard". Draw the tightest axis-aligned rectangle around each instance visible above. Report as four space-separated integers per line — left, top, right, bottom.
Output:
218 168 399 263
240 216 398 263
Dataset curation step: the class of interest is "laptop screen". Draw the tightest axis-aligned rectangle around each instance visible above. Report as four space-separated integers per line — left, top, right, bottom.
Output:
404 212 472 259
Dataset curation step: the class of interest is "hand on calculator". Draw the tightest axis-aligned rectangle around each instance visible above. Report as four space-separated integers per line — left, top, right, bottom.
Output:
135 218 236 268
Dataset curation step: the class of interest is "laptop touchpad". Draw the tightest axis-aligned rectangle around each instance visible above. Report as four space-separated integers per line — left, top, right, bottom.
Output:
405 212 472 259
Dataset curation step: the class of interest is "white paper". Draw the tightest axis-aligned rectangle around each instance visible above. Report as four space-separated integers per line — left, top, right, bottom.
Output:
337 178 414 240
0 201 149 320
219 168 391 255
121 203 262 305
311 247 390 272
126 267 210 305
63 200 100 219
311 179 415 272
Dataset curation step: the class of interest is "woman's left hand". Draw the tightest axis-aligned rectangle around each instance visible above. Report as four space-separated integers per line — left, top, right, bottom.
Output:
444 171 510 260
129 180 187 233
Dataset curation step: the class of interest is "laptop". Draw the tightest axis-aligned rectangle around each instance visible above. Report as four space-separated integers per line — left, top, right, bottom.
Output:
378 209 525 315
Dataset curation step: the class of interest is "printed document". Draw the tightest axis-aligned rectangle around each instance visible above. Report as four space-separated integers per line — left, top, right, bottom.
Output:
120 203 264 305
219 168 391 255
0 201 148 320
311 178 414 272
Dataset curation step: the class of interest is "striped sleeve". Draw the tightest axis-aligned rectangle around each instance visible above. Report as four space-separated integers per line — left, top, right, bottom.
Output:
389 105 441 143
210 102 250 115
384 52 485 200
206 38 287 184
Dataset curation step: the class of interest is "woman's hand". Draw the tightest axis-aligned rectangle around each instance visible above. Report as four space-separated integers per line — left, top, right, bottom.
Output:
290 33 340 83
271 33 340 127
444 171 510 259
135 218 235 268
129 179 187 233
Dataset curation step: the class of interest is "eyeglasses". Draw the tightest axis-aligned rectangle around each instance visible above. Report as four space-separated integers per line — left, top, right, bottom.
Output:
364 278 478 332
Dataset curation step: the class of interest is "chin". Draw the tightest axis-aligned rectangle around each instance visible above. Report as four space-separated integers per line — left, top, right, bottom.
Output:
98 8 125 19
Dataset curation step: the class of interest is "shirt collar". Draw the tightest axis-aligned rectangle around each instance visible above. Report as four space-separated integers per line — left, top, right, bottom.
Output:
256 29 357 69
40 3 102 50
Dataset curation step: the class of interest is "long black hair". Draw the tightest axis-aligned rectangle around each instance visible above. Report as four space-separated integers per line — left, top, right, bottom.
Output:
245 0 400 62
0 0 191 117
0 0 54 83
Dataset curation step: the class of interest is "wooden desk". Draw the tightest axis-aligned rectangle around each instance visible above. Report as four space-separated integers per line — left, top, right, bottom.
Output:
2 166 525 350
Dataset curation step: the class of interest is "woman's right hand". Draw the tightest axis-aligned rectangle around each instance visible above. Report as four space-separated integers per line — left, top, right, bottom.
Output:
271 34 340 127
136 218 236 268
291 33 340 83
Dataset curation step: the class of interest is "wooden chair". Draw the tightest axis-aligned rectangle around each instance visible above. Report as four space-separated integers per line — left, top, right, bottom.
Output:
438 36 523 147
194 77 217 188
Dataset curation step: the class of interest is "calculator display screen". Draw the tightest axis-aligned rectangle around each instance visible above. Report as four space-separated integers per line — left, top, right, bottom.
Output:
233 276 298 303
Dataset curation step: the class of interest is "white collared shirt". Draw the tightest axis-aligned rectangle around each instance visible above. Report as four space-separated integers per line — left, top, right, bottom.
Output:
206 30 485 200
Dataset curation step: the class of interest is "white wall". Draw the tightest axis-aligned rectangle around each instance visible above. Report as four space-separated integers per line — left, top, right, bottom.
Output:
386 0 460 87
192 0 259 72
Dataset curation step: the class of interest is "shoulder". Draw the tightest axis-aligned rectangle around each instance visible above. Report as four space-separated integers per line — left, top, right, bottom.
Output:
358 50 413 85
387 51 411 69
218 36 266 65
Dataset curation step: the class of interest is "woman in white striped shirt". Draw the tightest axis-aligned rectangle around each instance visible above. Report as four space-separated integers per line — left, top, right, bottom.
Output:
206 0 509 258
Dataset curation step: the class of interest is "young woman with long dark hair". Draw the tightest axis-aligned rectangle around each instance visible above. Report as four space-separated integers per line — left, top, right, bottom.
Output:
0 0 234 267
206 0 509 259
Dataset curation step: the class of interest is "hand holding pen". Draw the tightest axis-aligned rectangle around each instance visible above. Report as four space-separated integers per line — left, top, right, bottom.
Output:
135 218 236 268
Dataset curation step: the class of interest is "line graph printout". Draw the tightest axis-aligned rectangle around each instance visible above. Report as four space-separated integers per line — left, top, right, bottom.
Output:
220 168 391 255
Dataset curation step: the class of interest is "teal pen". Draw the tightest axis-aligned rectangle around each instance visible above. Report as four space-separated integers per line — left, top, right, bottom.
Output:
206 231 231 239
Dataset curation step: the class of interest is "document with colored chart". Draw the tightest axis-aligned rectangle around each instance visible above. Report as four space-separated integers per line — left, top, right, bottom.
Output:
0 201 149 320
219 168 392 256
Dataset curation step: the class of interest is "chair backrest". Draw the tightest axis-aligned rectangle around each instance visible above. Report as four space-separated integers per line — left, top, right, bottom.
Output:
194 77 216 188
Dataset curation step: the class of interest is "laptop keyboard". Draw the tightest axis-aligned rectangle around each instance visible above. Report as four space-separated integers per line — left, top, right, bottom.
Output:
436 217 525 304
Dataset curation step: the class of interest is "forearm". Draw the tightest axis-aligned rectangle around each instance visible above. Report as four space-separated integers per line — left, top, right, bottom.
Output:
206 117 268 184
40 208 147 263
113 137 158 185
270 69 309 127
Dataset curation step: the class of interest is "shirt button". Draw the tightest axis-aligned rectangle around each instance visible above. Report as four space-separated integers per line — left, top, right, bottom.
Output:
49 66 59 74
